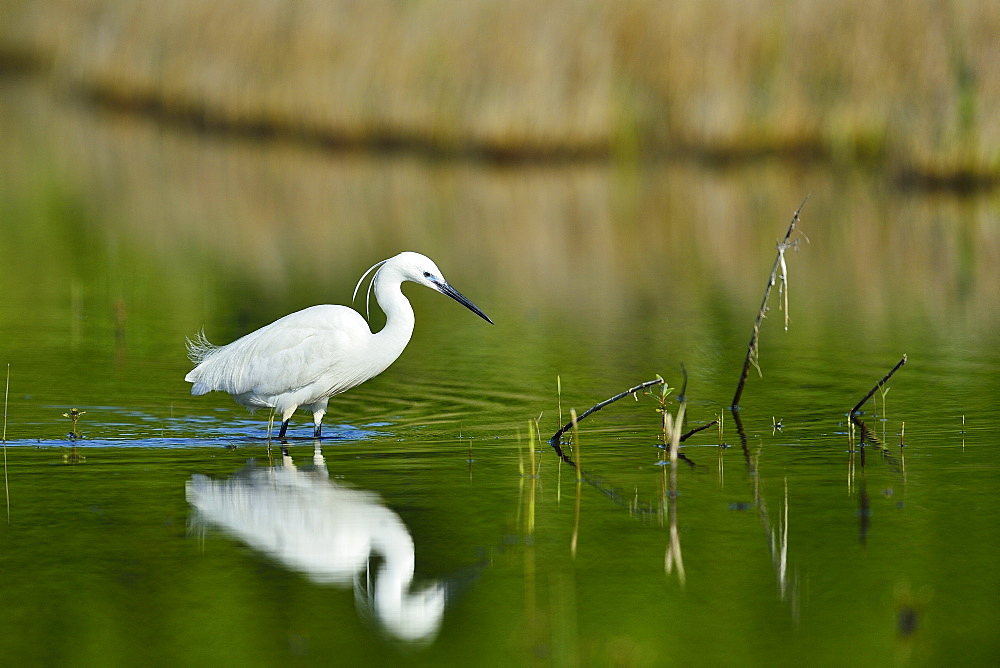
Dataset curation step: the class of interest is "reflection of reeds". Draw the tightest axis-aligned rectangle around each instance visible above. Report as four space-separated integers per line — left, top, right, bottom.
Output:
663 401 685 586
1 1 997 182
4 75 1000 353
570 409 580 558
746 441 797 609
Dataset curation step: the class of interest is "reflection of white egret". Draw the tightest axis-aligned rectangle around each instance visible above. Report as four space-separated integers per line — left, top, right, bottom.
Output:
185 252 492 438
186 442 445 643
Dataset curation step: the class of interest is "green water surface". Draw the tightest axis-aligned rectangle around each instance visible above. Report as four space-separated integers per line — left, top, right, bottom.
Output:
1 77 998 666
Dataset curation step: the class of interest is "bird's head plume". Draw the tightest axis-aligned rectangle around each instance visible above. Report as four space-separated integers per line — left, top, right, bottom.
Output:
352 258 389 322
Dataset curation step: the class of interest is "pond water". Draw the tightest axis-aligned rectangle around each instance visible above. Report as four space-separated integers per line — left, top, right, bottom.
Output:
1 77 999 666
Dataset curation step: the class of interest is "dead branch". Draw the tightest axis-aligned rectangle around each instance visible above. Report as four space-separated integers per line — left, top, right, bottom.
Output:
731 196 809 409
548 378 664 447
850 354 908 417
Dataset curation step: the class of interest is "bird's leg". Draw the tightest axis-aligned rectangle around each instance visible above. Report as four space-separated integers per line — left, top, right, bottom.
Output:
310 400 329 440
278 419 290 439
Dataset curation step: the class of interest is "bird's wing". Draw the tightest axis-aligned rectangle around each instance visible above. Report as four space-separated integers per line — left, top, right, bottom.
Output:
189 305 374 398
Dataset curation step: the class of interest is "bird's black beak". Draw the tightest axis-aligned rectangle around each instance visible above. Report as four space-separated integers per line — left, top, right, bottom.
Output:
437 281 494 324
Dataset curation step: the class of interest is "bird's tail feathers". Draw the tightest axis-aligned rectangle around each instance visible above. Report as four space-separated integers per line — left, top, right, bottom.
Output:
186 329 218 364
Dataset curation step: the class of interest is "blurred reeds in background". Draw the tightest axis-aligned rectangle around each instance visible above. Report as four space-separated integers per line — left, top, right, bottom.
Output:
1 0 997 186
3 75 998 344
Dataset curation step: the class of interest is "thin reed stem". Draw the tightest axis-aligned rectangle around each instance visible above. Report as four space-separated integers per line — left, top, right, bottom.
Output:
557 375 563 428
3 363 9 523
570 409 581 477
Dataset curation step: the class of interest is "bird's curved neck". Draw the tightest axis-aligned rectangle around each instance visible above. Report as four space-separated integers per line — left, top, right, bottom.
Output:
373 279 415 356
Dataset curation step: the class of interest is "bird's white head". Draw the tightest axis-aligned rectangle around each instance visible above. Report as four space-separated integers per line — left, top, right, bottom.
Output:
353 252 493 324
385 251 447 289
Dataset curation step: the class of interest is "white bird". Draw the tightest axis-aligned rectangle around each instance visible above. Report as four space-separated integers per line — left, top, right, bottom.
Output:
185 251 493 438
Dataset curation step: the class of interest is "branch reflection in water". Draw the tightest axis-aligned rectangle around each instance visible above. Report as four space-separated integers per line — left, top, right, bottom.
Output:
186 441 445 643
732 410 798 616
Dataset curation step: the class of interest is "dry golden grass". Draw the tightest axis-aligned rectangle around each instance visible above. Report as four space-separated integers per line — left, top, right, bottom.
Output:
1 0 998 181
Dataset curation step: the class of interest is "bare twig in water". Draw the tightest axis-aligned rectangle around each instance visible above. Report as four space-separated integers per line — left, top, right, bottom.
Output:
549 370 718 464
731 196 810 409
680 420 718 442
545 375 704 519
549 378 664 447
849 356 908 475
850 354 908 417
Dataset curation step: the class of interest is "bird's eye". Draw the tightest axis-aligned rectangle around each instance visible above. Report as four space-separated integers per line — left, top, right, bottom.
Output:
423 271 432 278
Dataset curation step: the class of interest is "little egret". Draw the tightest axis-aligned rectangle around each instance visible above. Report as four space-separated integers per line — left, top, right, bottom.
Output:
185 251 493 438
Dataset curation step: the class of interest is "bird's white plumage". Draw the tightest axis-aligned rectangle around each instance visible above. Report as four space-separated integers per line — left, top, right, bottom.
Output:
188 305 375 408
185 251 492 437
